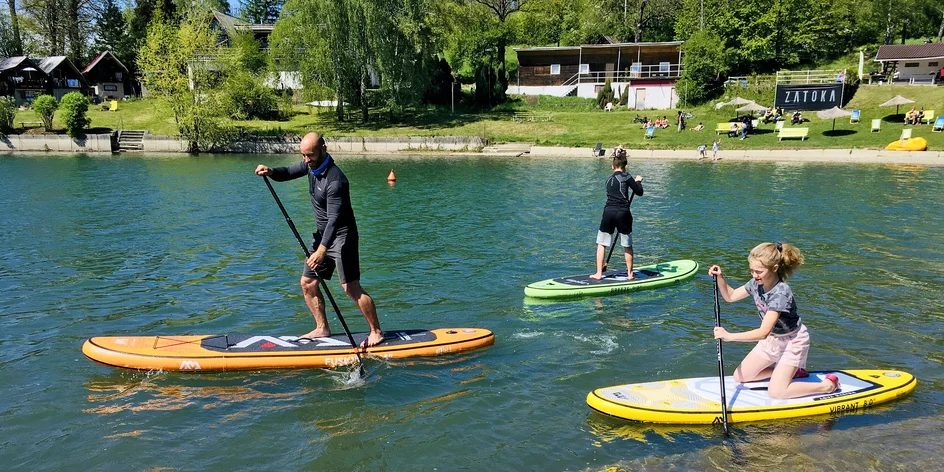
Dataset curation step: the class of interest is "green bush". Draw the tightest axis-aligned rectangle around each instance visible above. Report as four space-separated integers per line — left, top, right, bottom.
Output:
596 79 615 109
33 95 58 131
59 92 92 137
277 90 294 121
220 72 278 120
0 97 15 134
618 84 630 107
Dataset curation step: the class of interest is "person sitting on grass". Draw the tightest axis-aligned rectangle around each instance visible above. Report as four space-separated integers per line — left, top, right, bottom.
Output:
691 122 705 131
661 116 670 129
791 111 803 125
728 122 739 138
905 107 916 125
916 108 925 125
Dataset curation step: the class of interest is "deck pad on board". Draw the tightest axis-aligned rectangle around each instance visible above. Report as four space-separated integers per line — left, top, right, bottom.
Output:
587 370 916 424
524 259 698 299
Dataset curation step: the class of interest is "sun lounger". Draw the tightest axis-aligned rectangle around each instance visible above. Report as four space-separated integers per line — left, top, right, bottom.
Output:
870 119 881 132
592 142 603 157
900 128 912 140
850 110 860 123
109 100 118 112
775 121 784 132
644 126 655 139
933 116 944 132
751 119 759 128
778 127 808 141
922 110 935 126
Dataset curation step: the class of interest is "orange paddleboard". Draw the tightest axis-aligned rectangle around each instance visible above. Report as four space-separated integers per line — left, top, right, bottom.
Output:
82 328 494 371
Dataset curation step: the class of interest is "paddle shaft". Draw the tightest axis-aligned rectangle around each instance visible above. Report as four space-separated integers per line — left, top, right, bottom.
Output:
262 176 364 367
713 275 730 435
602 192 635 273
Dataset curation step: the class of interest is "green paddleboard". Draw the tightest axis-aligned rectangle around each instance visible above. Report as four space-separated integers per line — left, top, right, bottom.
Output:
524 259 699 299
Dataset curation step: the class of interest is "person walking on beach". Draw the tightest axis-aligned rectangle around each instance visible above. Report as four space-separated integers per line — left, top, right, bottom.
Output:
712 140 720 160
708 242 839 399
254 132 384 348
589 152 644 280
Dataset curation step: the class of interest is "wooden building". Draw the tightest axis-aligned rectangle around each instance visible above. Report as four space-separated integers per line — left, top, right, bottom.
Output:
36 56 90 101
82 51 130 101
875 43 944 85
0 56 51 106
510 42 684 110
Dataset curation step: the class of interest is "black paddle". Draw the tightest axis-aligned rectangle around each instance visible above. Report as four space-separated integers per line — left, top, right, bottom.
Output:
713 275 730 435
601 192 635 273
262 175 366 374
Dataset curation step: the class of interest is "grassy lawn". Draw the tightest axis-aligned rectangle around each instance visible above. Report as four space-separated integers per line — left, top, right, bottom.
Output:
10 85 944 151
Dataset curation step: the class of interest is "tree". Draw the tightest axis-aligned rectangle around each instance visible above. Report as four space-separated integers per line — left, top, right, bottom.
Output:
0 97 16 134
241 0 282 24
33 95 58 131
138 10 232 151
271 0 432 122
5 0 23 55
95 0 132 62
675 29 728 104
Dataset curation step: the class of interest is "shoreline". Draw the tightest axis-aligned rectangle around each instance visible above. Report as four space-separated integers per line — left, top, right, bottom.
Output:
2 133 943 165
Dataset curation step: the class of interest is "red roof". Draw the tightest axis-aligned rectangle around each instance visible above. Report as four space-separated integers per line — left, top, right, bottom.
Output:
82 51 129 74
875 43 944 61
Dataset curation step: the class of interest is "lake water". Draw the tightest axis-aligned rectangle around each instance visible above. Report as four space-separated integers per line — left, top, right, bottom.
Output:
1 153 942 470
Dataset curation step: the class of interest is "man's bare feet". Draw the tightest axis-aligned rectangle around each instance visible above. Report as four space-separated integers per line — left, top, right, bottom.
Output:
589 273 604 280
298 327 331 340
360 331 385 348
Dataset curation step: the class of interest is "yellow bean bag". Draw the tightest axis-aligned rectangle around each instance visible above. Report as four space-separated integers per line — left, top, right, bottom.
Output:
886 137 928 151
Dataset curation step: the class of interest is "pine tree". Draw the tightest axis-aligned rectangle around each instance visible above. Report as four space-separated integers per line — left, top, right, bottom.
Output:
241 0 282 24
95 0 130 62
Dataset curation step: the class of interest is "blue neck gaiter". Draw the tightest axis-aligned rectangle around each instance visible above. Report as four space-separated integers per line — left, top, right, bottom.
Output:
309 154 333 176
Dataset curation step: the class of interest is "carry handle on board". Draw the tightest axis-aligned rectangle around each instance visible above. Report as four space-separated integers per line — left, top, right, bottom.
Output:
262 175 366 374
713 275 729 435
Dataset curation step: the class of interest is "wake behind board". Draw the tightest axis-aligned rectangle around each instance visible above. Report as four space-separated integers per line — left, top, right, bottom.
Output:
83 328 494 372
587 370 915 424
524 259 698 299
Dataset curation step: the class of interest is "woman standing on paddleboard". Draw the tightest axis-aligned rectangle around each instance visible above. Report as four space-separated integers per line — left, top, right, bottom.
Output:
709 242 839 399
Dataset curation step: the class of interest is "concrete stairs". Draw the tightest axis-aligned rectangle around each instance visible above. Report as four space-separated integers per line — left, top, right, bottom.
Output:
117 130 146 152
481 142 533 157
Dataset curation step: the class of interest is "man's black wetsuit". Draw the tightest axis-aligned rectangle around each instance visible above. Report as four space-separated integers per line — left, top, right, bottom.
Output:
269 155 361 283
598 171 644 238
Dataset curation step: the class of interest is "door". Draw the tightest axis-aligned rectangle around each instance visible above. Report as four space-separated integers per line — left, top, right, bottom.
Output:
605 63 615 81
635 88 647 110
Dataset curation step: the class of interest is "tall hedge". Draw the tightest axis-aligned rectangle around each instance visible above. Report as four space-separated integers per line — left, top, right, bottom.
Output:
59 92 92 137
0 97 15 134
33 95 58 131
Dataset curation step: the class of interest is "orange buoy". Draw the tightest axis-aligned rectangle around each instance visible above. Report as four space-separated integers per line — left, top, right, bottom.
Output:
387 169 397 182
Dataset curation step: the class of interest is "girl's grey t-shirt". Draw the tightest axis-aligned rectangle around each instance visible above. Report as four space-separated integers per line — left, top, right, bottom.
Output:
744 279 801 335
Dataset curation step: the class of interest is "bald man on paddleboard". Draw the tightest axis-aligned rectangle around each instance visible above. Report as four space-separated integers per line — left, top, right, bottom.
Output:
255 132 384 348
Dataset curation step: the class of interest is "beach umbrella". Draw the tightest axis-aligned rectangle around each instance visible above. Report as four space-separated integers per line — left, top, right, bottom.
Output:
879 95 915 114
723 96 755 107
736 102 768 116
816 106 853 131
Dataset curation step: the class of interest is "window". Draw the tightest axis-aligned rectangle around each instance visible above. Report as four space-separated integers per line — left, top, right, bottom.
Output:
104 84 118 91
67 79 79 88
579 64 589 74
904 63 919 68
115 72 123 81
630 62 642 78
929 62 939 67
659 62 671 73
550 64 560 75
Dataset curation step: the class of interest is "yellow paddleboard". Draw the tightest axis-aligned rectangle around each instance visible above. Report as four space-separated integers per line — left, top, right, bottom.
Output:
587 370 915 424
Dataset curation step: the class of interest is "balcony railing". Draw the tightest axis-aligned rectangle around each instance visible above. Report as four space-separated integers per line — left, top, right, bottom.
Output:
562 64 683 86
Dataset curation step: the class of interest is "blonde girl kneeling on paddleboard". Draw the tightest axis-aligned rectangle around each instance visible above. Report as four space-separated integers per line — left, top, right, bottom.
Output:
708 242 839 399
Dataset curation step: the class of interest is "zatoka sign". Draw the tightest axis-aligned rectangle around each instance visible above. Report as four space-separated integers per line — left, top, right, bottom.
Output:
775 83 844 110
